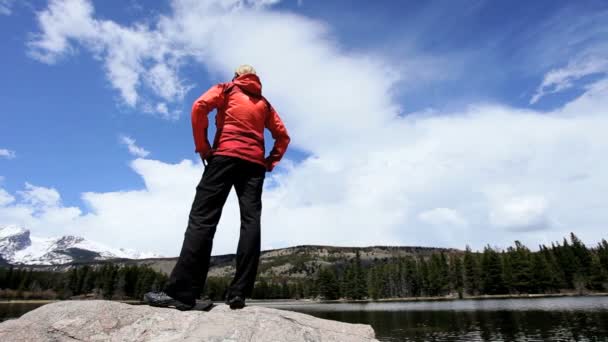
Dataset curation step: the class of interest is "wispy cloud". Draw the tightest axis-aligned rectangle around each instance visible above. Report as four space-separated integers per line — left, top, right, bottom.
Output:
0 148 16 159
525 6 608 104
28 0 190 119
119 135 150 158
531 57 608 104
0 0 15 15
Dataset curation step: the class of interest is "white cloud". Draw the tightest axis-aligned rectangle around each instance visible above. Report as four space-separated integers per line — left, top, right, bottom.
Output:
9 0 608 255
120 135 150 158
531 57 608 104
0 183 82 237
485 187 550 232
0 189 14 206
18 183 62 209
28 0 190 117
0 149 16 159
419 208 467 227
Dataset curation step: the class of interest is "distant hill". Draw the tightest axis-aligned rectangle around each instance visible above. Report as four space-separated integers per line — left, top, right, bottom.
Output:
14 245 461 279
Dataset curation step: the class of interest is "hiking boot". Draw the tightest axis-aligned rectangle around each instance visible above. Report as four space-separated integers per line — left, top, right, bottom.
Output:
193 298 215 311
226 296 246 310
143 291 194 311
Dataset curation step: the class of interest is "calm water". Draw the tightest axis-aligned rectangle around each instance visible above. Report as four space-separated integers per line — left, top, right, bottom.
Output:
261 297 608 341
2 297 608 341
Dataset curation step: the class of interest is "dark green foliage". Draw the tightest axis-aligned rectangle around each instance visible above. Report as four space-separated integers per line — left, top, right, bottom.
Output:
403 257 422 297
464 246 481 295
249 232 606 300
426 253 450 296
570 233 593 276
598 240 608 273
501 251 514 292
316 267 340 300
0 263 167 300
587 255 607 291
531 251 554 293
340 251 367 299
509 241 533 293
481 246 506 295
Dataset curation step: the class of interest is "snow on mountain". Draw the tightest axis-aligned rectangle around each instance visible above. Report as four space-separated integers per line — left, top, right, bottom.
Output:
0 225 29 239
0 225 162 265
0 225 32 258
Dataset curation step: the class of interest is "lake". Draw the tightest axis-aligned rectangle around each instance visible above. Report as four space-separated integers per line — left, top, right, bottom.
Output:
2 296 608 341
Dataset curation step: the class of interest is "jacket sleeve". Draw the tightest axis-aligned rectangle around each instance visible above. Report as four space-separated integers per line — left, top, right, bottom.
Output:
191 84 225 156
265 106 290 172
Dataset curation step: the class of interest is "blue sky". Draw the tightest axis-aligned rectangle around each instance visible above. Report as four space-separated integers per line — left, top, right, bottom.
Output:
1 0 607 256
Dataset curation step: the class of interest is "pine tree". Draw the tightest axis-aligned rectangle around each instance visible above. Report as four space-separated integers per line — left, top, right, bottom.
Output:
253 278 269 299
501 251 514 293
317 267 339 300
450 255 464 298
341 265 355 299
403 257 421 297
554 239 578 288
570 233 593 277
541 244 566 289
419 257 430 296
509 241 533 294
597 240 608 273
463 246 480 296
481 246 505 295
427 253 449 296
531 251 553 293
587 255 607 291
354 251 367 299
101 264 117 299
67 268 79 296
114 272 127 299
367 267 380 299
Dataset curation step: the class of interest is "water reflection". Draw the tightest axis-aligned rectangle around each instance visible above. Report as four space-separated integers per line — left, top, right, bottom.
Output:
0 302 47 322
265 297 608 342
293 308 608 341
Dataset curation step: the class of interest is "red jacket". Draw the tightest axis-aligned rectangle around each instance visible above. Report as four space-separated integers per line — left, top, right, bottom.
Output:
191 74 290 171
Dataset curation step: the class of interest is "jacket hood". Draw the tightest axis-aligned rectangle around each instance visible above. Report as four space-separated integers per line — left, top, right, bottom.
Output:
233 73 262 96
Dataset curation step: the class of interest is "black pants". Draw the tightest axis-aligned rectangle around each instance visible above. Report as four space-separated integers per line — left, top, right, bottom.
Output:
164 155 265 305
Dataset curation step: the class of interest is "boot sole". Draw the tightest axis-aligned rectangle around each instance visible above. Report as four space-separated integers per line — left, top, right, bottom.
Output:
144 294 193 311
193 299 215 311
148 301 193 311
229 301 245 310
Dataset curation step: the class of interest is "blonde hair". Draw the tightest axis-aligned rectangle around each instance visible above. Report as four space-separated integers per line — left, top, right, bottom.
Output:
235 64 257 76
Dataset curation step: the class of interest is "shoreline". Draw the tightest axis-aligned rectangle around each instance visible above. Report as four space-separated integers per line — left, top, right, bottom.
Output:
316 292 608 304
249 292 608 305
2 292 607 305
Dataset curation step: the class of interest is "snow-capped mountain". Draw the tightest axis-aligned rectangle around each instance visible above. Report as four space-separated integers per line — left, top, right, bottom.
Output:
0 225 162 265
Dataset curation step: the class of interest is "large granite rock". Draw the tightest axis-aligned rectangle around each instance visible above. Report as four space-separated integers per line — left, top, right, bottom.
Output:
0 300 378 341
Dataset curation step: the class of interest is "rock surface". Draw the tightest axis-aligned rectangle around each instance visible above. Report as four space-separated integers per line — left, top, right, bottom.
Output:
0 300 378 342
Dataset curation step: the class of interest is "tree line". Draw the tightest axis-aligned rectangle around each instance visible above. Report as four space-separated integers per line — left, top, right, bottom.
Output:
1 233 607 301
208 233 608 300
0 264 167 300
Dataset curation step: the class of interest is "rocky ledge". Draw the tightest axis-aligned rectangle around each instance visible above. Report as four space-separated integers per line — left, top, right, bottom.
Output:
0 300 378 341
